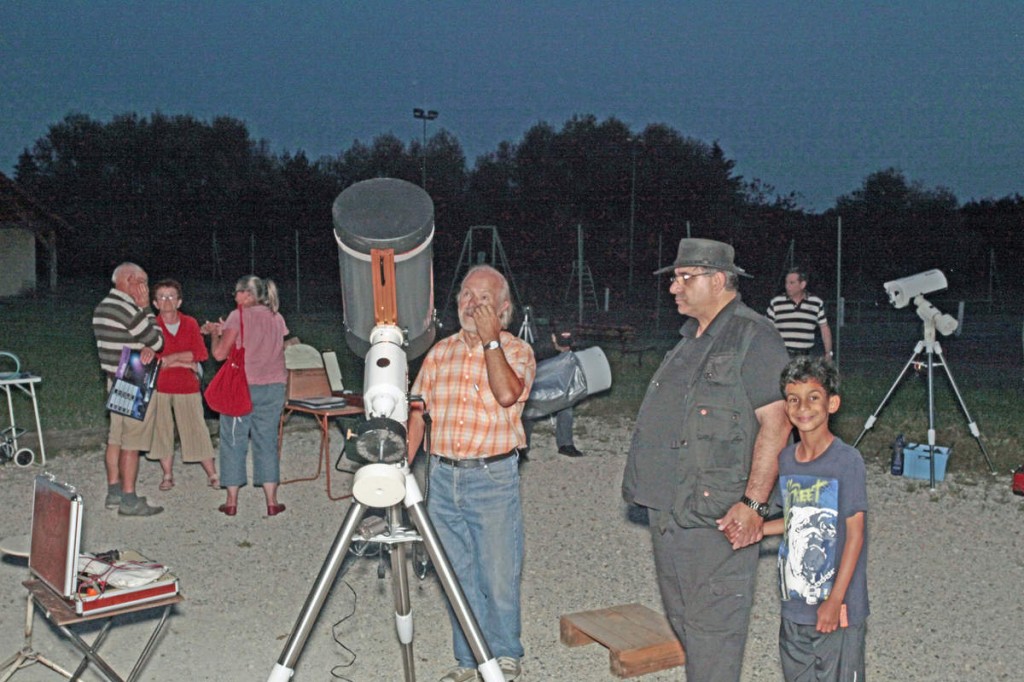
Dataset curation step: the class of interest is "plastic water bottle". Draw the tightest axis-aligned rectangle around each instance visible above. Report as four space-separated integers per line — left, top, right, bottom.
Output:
890 433 905 475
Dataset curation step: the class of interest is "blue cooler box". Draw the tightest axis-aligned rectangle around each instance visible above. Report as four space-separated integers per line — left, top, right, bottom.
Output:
902 443 950 481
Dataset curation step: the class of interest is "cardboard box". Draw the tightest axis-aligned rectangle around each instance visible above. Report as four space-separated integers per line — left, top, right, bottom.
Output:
902 443 950 481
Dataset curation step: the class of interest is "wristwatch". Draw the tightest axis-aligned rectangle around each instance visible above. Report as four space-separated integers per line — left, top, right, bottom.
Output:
740 495 771 519
482 339 501 351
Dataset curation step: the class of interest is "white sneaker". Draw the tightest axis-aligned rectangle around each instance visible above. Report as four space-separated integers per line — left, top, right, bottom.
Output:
438 666 479 682
496 656 522 681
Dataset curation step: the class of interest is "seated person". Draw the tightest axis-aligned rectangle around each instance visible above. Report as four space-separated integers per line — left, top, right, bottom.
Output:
522 321 584 458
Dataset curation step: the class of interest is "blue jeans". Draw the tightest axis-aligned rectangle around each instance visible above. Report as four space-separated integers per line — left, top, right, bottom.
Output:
554 407 574 447
427 454 524 666
523 407 575 448
219 383 285 487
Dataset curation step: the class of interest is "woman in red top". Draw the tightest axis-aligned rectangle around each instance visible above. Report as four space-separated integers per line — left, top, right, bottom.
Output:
147 279 218 490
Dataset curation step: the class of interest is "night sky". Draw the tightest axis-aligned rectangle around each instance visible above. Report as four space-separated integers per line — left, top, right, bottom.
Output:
2 1 1021 211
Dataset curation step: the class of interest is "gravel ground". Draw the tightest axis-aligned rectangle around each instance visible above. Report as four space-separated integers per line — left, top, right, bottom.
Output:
1 415 1023 681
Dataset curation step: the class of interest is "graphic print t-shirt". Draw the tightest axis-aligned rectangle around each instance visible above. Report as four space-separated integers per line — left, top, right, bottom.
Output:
774 438 870 626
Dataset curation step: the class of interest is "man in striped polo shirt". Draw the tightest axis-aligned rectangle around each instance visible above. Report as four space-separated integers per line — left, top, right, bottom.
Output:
767 267 834 359
92 262 165 517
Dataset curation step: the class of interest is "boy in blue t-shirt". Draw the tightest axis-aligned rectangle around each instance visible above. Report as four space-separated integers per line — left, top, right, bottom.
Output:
764 357 869 681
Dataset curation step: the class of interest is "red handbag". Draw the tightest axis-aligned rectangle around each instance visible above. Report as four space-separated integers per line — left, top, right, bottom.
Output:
205 306 253 417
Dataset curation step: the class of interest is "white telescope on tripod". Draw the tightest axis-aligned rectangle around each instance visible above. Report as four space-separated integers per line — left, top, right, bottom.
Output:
855 268 995 488
269 178 504 682
883 269 957 340
883 268 948 309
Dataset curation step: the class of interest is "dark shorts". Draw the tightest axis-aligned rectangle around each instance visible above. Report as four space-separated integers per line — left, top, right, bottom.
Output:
779 617 866 681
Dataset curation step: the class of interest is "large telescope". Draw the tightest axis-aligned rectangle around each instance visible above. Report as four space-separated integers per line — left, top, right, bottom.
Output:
333 178 436 466
334 178 436 360
269 178 504 682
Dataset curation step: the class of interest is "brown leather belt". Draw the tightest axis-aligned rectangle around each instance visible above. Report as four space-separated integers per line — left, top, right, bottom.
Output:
431 451 518 468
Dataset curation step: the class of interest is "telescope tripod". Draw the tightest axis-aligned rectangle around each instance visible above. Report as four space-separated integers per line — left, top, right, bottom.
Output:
517 305 536 344
268 463 503 682
853 327 996 488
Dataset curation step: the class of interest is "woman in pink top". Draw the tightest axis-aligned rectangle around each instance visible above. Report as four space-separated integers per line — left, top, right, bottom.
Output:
202 275 289 517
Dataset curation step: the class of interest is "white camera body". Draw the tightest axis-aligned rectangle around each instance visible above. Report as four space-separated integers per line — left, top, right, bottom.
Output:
883 269 948 309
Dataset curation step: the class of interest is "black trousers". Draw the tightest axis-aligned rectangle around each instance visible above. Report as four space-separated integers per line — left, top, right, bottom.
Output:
650 518 759 682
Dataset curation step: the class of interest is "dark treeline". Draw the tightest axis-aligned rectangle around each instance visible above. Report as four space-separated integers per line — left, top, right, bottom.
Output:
14 111 1024 306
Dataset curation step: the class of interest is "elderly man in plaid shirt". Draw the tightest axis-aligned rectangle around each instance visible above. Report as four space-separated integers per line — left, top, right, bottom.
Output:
407 265 536 682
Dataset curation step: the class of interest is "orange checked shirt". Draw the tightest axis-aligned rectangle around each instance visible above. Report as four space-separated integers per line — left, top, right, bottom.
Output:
411 329 536 459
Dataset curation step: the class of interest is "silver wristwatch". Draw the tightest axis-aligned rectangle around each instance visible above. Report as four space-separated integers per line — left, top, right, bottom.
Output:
740 495 770 518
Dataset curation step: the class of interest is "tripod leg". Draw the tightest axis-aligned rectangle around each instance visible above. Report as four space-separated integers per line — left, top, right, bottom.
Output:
387 506 416 682
402 472 503 682
853 344 923 448
934 346 997 473
268 501 368 682
927 348 939 488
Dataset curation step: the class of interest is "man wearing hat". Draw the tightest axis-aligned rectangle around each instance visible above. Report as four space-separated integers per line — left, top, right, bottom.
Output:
623 238 791 682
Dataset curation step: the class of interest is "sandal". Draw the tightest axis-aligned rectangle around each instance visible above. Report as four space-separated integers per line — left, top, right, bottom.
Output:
159 474 175 491
207 473 220 488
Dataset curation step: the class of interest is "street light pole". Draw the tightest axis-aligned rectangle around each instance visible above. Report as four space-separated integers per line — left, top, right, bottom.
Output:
412 108 438 189
628 137 637 293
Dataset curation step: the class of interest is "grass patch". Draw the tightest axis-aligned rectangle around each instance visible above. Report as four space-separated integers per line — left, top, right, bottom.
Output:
2 293 107 431
2 283 1022 477
583 344 671 419
0 279 364 435
833 371 1023 475
585 344 1023 476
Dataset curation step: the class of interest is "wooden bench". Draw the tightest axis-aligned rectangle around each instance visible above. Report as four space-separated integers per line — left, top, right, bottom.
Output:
560 603 685 678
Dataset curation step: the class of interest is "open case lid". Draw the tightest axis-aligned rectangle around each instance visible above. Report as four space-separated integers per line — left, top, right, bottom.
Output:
29 474 82 598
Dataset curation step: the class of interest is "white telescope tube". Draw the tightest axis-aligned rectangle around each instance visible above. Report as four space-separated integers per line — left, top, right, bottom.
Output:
362 325 409 424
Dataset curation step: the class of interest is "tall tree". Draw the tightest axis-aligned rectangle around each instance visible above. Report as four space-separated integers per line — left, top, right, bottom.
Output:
832 168 964 291
17 112 273 277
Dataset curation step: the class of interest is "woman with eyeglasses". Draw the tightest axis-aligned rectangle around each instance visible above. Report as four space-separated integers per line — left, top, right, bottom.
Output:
202 275 289 517
147 279 218 492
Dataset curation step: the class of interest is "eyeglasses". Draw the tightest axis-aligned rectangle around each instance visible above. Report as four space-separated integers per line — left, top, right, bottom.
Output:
669 271 716 286
156 294 178 301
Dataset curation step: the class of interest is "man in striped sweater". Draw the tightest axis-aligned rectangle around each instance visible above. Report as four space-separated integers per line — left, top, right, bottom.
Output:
767 267 834 360
92 262 165 517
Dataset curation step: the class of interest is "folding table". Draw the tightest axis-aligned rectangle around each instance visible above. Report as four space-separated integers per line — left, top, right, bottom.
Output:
277 364 363 500
15 579 182 682
0 533 74 682
278 397 364 501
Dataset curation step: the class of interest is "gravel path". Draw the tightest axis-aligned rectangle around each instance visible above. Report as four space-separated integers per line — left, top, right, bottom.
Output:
1 415 1022 681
